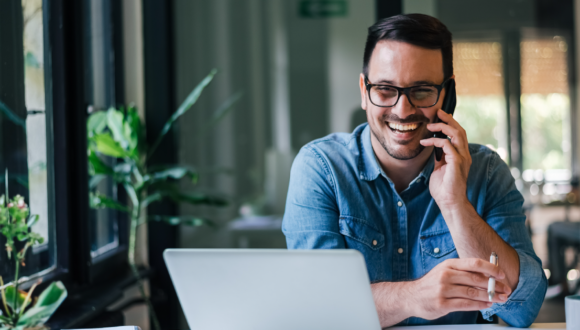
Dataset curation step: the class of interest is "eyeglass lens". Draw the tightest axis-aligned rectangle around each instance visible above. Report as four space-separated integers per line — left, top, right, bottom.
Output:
369 85 439 107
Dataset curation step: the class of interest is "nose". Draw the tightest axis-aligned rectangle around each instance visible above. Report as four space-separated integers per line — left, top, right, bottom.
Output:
391 93 416 118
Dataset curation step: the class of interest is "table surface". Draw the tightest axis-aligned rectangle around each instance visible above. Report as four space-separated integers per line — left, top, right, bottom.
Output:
389 323 566 329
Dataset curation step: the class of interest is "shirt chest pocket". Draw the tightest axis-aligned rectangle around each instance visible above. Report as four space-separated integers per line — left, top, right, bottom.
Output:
420 230 458 274
339 216 385 281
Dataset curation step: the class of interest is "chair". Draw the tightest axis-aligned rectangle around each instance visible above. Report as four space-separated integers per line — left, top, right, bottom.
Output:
547 221 580 295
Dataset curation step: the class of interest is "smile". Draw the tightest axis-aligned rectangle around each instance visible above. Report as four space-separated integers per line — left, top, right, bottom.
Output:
387 122 420 132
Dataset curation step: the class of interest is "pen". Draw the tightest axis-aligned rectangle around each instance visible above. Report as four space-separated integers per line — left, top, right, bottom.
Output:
487 252 499 302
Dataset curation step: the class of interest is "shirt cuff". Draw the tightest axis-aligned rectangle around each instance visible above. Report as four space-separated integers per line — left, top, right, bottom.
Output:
480 251 546 321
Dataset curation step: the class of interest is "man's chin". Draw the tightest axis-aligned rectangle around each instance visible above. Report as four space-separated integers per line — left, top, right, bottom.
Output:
370 125 429 160
385 143 426 160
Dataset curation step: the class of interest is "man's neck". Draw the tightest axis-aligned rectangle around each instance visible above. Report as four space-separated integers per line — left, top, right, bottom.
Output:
371 135 433 193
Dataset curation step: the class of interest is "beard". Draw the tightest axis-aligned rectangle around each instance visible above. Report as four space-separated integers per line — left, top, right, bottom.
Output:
368 112 432 160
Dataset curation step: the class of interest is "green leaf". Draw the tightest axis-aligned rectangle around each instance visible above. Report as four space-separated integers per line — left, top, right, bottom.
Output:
113 162 133 184
89 174 106 189
89 193 129 212
107 108 128 148
141 192 163 209
149 215 215 227
18 281 67 327
142 166 198 186
28 232 44 245
125 106 142 151
88 151 113 175
93 134 127 158
87 111 108 136
198 91 243 138
0 314 11 324
148 69 217 158
26 214 39 228
5 286 26 313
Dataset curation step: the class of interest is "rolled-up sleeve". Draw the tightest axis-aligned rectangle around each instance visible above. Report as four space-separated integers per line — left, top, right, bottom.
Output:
480 153 547 327
282 146 345 250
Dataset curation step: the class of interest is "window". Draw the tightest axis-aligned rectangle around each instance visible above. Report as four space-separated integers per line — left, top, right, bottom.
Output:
520 36 572 180
85 0 123 260
453 41 509 161
0 0 55 281
0 0 129 288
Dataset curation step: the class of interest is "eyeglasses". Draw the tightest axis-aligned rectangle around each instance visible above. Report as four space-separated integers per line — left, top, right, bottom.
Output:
364 76 451 108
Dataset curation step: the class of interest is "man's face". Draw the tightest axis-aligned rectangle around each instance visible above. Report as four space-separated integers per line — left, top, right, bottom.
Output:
359 40 447 160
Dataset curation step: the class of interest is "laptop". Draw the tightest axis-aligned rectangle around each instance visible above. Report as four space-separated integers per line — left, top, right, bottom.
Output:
164 249 381 330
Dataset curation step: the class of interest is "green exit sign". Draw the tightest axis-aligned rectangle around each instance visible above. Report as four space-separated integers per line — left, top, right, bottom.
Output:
299 0 348 18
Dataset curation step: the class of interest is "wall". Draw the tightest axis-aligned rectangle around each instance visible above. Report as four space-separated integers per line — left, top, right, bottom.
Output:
328 0 375 133
172 0 377 248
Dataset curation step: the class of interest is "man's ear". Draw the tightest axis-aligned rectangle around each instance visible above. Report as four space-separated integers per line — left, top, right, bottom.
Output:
359 73 367 110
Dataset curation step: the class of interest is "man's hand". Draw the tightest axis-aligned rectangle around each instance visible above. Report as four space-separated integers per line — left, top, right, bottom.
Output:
420 109 472 209
372 258 512 327
408 258 511 320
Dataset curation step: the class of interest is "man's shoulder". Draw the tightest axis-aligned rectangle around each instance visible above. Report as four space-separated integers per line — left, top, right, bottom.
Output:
467 143 511 183
468 143 503 163
301 124 366 159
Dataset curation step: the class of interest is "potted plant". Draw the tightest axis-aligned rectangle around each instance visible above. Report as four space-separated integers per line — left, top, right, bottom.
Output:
0 194 67 330
87 69 240 330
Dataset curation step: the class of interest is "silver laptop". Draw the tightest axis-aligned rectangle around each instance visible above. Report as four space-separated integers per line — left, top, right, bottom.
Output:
164 249 381 330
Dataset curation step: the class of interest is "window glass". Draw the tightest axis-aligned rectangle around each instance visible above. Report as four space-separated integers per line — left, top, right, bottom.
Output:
85 0 121 259
453 41 509 161
520 36 572 181
0 0 54 280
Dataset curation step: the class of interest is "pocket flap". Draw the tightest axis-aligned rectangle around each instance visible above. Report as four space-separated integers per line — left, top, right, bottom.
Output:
339 216 384 250
420 230 456 257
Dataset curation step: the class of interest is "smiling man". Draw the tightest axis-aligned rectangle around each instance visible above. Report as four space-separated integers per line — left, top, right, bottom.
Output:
282 14 547 327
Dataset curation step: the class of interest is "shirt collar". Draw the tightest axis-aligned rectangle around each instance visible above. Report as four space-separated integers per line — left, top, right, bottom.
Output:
358 124 435 185
358 125 381 181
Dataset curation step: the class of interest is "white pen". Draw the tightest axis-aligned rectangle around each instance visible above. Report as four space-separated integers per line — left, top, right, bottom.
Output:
487 252 499 302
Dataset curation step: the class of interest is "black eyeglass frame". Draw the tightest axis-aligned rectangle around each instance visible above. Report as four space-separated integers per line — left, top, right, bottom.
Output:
364 76 452 108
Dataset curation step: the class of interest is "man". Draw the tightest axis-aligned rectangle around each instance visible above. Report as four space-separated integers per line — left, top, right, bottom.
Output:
282 14 546 327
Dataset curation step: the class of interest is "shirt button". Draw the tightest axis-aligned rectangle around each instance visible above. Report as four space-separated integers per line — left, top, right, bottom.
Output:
398 248 403 254
372 240 378 246
434 247 440 253
397 201 402 207
417 178 421 183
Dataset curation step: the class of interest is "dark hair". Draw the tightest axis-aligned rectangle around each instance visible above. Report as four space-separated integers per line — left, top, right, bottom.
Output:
362 14 453 79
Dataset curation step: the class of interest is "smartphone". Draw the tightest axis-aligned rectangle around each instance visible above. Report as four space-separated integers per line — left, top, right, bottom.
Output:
433 79 456 161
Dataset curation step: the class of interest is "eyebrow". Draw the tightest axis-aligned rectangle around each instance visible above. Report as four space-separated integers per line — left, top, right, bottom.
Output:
374 79 438 85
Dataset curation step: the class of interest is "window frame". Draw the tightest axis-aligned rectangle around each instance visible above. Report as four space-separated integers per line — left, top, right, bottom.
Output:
12 0 132 293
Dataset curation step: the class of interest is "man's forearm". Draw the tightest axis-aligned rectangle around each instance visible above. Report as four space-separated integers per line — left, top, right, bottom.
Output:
441 199 520 290
371 281 412 328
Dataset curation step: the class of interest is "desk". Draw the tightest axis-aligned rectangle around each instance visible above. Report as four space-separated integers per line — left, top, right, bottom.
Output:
390 323 566 329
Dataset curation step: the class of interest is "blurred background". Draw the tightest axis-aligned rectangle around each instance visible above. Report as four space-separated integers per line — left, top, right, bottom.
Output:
0 0 578 328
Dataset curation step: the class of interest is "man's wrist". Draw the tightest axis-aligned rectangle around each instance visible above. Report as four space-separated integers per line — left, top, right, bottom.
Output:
371 281 415 326
439 196 473 223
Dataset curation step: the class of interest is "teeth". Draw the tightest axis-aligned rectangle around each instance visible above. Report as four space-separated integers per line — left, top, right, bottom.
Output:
388 122 419 131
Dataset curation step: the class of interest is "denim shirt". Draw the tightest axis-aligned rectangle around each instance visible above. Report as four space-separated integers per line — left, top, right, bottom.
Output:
282 124 547 327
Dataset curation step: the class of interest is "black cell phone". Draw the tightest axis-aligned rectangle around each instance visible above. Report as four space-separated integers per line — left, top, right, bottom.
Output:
433 79 456 161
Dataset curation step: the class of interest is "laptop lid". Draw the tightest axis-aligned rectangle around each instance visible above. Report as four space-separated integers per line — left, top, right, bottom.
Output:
164 249 381 330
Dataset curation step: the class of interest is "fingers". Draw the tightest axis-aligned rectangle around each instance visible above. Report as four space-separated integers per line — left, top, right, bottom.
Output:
420 137 460 161
445 258 506 280
435 109 461 130
445 282 509 303
427 110 469 153
450 270 512 295
426 122 468 154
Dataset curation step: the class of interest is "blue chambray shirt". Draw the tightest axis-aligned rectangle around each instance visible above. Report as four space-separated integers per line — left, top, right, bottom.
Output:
282 124 547 327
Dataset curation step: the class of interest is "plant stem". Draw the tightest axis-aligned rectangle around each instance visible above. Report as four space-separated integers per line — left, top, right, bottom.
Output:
12 253 19 323
129 208 161 330
19 280 40 318
0 276 13 320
